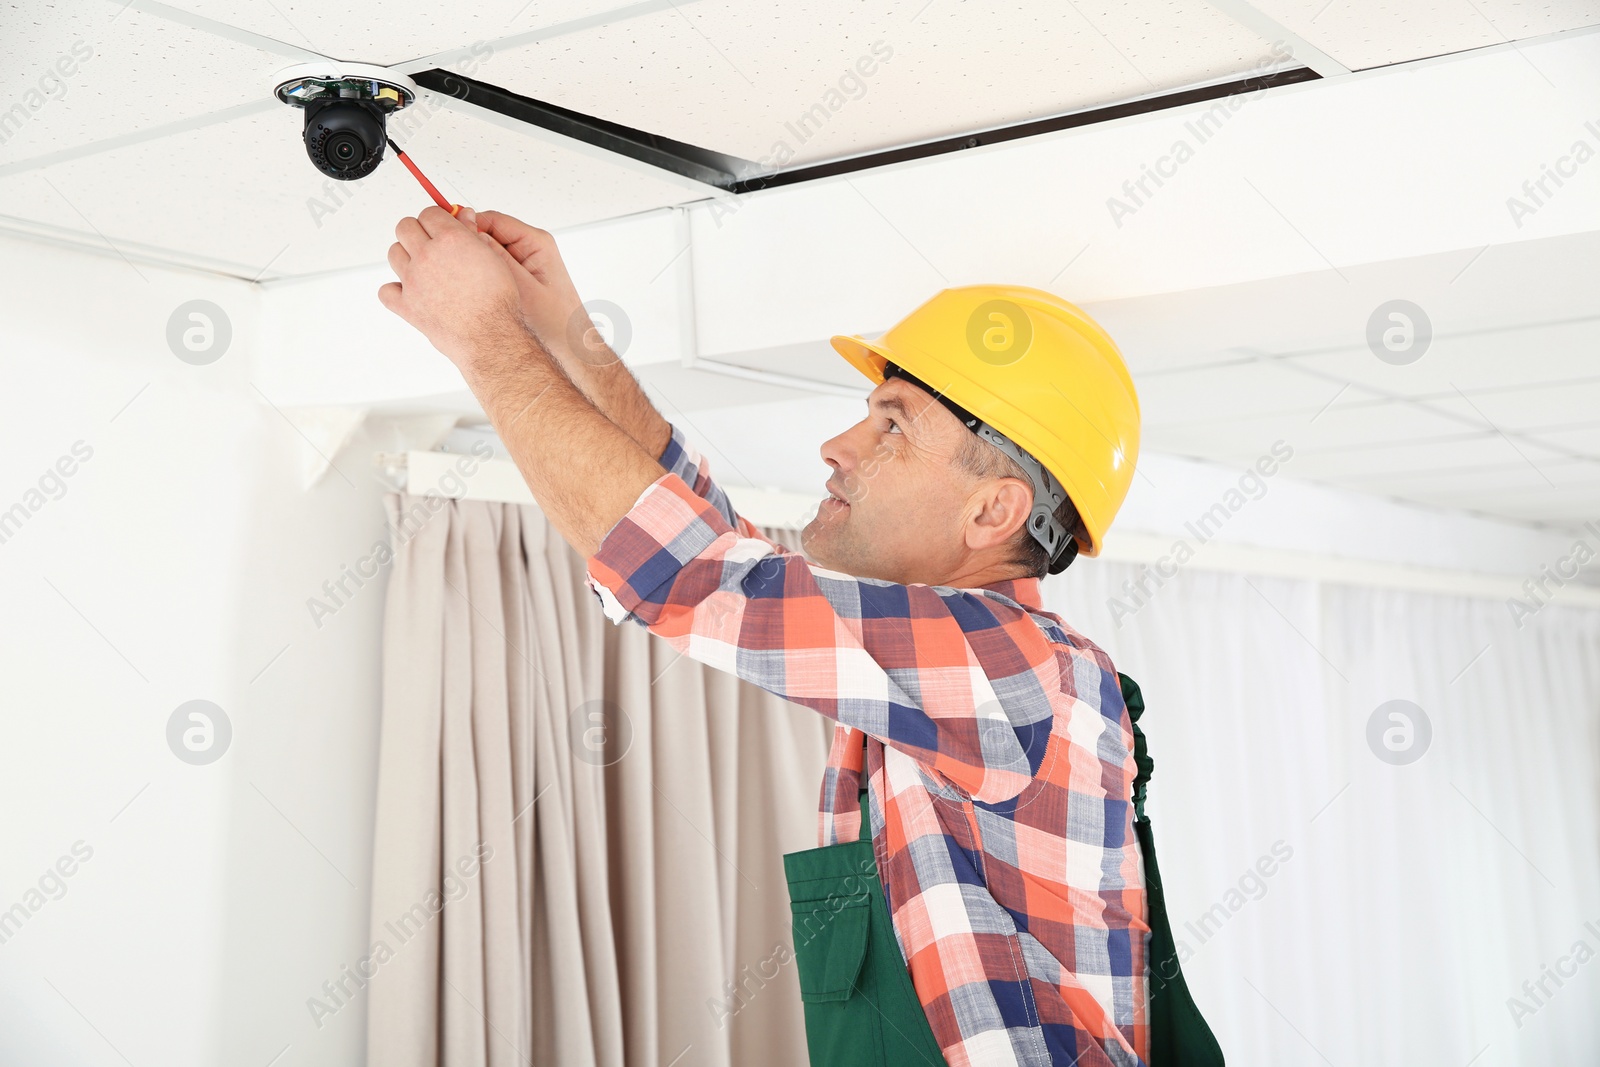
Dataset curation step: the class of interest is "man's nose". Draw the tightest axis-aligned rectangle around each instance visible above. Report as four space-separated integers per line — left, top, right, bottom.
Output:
819 423 862 477
819 431 842 471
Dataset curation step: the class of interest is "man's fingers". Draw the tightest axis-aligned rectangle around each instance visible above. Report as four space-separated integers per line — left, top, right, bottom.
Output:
377 281 405 316
474 209 514 237
395 216 429 256
475 210 551 262
417 204 461 238
478 231 528 275
387 241 410 279
474 210 523 247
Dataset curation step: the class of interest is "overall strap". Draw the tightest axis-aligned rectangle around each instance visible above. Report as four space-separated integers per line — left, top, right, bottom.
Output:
857 733 870 831
1118 671 1226 1066
1122 673 1154 823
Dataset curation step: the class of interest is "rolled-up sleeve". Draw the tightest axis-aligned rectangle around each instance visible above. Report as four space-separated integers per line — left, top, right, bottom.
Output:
654 420 793 555
583 471 1070 804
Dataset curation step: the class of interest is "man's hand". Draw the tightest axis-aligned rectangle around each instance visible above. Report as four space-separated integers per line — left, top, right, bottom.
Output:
379 205 669 560
378 205 526 375
465 209 616 367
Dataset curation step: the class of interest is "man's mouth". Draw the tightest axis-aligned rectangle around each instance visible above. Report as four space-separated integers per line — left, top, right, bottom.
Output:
823 485 850 510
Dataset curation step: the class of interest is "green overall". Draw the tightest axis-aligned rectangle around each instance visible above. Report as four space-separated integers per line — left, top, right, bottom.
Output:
781 673 1225 1067
782 774 948 1067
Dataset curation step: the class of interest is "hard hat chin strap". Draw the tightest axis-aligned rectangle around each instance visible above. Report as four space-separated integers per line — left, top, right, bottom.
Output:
975 423 1080 575
881 362 1079 574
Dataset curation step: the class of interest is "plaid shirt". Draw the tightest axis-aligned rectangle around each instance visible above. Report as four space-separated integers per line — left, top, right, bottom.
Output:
584 424 1150 1067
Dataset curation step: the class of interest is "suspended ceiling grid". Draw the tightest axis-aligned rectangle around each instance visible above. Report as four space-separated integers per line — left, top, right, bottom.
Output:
0 0 723 279
1246 0 1600 70
651 228 1600 532
3 0 1599 534
468 0 1288 167
2 0 1594 282
1080 225 1600 528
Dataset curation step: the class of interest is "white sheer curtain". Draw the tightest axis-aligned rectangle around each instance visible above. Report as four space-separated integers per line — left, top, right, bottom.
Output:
1043 561 1600 1066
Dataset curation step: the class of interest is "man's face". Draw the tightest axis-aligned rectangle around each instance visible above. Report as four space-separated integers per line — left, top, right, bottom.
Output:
802 376 992 585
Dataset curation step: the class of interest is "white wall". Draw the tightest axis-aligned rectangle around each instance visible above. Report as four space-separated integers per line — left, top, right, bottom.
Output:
0 233 397 1067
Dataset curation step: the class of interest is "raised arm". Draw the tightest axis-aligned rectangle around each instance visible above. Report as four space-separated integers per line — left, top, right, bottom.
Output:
472 209 790 554
472 209 671 455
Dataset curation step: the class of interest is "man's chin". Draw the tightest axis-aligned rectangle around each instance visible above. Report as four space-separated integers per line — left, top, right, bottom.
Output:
799 515 835 566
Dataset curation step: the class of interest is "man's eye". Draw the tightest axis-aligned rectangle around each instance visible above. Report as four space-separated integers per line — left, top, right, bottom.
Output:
886 420 902 434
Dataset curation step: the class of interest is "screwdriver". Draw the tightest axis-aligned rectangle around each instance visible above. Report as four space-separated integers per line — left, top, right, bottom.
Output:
386 136 461 217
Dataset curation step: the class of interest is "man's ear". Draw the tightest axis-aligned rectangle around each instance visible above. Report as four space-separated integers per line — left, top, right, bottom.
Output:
965 478 1033 552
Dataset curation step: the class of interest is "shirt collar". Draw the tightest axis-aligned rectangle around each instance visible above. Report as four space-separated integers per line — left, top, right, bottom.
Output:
977 576 1044 612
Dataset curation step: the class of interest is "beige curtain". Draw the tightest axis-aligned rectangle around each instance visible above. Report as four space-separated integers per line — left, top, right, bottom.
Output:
365 491 832 1067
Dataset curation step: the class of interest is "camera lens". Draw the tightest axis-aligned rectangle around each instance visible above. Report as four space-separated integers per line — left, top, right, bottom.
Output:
325 132 363 170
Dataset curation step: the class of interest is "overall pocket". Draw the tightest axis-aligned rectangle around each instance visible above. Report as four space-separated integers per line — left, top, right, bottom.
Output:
791 897 871 1002
784 839 887 1065
789 895 884 1066
781 776 947 1066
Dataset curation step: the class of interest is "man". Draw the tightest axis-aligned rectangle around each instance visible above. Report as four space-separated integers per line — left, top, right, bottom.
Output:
380 204 1150 1066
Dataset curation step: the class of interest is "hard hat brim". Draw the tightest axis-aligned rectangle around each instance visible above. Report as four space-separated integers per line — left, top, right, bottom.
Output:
829 334 892 386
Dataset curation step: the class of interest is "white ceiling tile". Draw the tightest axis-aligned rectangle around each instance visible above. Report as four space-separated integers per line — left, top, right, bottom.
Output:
1246 0 1600 70
638 359 807 414
1138 358 1372 425
0 102 701 279
154 0 630 66
482 0 1285 165
1333 454 1598 495
1418 378 1600 432
1532 421 1600 456
1145 396 1475 459
1280 316 1600 402
701 339 872 390
1261 432 1571 480
0 0 290 164
1094 230 1600 525
1089 230 1600 377
1471 459 1600 495
1452 485 1600 524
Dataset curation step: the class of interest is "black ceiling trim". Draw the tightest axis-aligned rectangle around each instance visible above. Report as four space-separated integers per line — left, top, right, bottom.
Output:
413 65 1322 195
411 69 746 188
728 66 1323 193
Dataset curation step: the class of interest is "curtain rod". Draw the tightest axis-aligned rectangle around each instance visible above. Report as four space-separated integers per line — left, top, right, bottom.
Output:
376 450 1600 610
375 449 819 527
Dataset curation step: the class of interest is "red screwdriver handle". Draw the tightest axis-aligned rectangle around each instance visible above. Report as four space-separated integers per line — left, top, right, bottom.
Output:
387 137 460 216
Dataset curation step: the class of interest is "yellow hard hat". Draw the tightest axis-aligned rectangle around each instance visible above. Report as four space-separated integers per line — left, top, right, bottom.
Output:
830 285 1140 562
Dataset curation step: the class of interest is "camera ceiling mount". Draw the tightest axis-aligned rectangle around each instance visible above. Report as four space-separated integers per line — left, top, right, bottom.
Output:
272 62 419 181
272 61 418 112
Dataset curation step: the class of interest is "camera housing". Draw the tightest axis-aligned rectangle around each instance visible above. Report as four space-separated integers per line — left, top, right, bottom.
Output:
272 62 418 182
304 99 387 180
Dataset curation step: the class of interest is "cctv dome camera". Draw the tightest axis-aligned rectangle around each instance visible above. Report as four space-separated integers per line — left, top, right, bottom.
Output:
303 99 386 179
272 62 419 181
